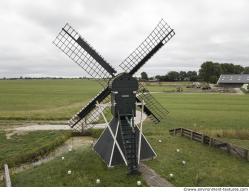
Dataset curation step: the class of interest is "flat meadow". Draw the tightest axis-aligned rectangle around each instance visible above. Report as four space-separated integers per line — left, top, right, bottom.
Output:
0 79 249 186
0 79 101 121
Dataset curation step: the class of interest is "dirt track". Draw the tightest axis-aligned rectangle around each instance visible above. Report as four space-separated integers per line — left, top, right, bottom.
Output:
6 110 147 138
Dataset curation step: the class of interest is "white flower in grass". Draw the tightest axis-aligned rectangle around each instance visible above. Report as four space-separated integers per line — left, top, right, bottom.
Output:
96 179 100 184
169 173 174 178
182 160 186 165
158 139 162 143
67 170 72 175
69 146 72 151
61 156 64 160
137 180 141 186
176 149 180 152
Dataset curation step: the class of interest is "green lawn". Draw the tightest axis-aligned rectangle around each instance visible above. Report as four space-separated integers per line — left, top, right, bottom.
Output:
11 148 143 187
0 129 71 168
0 79 101 120
153 93 249 137
142 121 249 186
143 81 198 92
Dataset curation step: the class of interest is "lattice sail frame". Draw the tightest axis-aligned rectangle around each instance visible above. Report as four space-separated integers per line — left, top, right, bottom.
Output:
68 86 110 130
119 19 175 74
53 23 115 87
137 83 169 123
70 95 111 132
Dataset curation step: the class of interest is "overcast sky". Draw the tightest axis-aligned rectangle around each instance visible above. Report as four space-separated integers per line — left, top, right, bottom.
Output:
0 0 249 78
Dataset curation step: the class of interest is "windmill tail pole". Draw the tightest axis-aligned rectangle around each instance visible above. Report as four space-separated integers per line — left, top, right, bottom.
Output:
3 164 11 187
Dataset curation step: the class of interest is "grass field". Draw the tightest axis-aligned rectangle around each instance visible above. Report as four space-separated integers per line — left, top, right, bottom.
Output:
0 129 71 168
142 121 249 186
0 79 101 120
11 148 143 187
154 93 249 131
142 81 203 92
0 79 249 186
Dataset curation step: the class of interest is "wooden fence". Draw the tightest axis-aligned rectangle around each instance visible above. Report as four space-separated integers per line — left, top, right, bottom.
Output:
169 128 249 161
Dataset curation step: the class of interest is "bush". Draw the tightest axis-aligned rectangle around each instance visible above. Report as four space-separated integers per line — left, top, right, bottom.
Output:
176 87 183 92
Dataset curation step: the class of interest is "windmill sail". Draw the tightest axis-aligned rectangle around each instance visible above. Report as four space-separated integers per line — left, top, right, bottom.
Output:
136 83 169 123
53 23 116 87
69 87 111 129
119 19 175 75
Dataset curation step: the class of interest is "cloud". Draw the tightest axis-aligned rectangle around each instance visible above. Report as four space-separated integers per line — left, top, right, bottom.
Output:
0 0 249 78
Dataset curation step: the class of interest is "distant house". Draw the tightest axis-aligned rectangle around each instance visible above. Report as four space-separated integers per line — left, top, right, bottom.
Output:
217 74 249 88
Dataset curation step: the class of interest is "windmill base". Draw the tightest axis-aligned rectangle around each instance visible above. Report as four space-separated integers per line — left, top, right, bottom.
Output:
93 117 156 168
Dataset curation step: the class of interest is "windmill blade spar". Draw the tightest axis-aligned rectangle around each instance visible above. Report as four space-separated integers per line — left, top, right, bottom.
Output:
119 19 175 75
53 23 116 87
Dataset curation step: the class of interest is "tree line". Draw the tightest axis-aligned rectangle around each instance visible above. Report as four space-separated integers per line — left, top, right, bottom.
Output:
141 61 249 83
198 61 249 83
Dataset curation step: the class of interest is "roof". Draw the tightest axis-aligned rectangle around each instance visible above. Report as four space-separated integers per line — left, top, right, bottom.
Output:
217 74 249 84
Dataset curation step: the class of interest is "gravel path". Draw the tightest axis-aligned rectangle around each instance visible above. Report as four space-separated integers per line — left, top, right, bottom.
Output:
6 110 147 138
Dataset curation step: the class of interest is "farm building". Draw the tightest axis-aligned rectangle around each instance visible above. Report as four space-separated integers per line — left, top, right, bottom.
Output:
217 74 249 88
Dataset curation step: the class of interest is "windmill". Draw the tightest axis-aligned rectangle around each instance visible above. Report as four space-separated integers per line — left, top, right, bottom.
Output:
53 19 175 174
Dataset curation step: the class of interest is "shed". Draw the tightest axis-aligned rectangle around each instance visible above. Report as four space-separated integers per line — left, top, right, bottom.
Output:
217 74 249 88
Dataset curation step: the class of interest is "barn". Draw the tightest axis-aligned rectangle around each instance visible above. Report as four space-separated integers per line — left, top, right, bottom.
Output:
217 74 249 88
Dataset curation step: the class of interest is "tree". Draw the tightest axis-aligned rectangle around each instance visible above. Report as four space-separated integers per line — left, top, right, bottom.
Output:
243 67 249 74
179 71 187 81
220 63 235 74
220 63 244 74
233 65 244 74
167 71 179 81
187 71 198 81
199 61 221 83
209 75 219 84
140 72 148 80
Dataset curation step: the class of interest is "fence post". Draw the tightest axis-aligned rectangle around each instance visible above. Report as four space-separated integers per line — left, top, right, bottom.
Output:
226 143 231 154
201 134 205 144
246 150 249 161
180 128 183 136
190 131 193 140
209 137 213 147
3 164 11 187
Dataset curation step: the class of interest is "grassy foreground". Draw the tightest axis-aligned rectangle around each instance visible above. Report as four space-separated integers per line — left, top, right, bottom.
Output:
0 129 71 168
11 148 143 187
142 121 249 186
